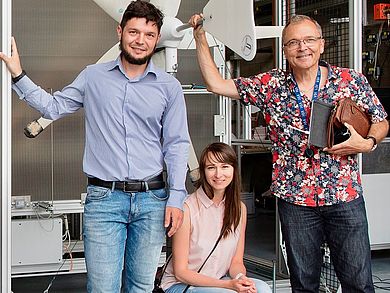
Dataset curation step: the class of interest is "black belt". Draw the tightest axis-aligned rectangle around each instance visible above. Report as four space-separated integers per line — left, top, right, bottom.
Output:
88 174 165 192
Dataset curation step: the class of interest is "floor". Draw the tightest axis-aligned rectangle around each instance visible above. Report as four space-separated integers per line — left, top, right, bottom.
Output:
11 251 390 293
371 249 390 292
11 199 390 292
12 274 87 293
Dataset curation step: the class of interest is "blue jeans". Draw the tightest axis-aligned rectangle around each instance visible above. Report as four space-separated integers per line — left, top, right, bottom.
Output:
165 276 272 293
278 196 374 293
83 185 168 293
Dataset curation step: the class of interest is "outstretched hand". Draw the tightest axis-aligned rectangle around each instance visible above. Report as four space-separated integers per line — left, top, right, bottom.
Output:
0 37 23 78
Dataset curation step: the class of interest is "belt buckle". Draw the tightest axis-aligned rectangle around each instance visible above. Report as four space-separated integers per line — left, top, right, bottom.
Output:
122 181 148 192
122 181 134 193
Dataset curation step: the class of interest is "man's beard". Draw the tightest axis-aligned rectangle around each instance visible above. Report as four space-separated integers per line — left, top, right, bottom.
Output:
119 40 155 65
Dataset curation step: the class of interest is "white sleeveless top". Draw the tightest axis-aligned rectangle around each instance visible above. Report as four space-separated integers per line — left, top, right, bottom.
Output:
161 187 242 290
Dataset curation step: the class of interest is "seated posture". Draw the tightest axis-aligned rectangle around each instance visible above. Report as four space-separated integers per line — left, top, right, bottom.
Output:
161 143 271 292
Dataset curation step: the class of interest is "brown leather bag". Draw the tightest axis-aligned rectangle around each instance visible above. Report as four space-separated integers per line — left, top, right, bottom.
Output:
327 98 371 148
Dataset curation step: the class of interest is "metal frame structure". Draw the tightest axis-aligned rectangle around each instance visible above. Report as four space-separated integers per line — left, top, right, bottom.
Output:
215 43 231 145
11 200 85 277
1 0 12 291
350 0 365 176
2 0 378 290
349 0 363 72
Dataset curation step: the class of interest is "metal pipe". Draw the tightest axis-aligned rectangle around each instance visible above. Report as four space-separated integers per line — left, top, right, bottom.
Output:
1 0 13 291
176 19 204 32
273 259 277 293
349 0 363 72
349 0 363 172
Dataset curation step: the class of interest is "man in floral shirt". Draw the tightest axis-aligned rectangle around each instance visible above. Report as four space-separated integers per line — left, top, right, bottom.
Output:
189 14 389 292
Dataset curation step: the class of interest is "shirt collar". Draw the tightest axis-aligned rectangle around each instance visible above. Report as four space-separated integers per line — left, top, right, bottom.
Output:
320 60 337 80
286 60 334 83
197 187 225 208
108 56 158 80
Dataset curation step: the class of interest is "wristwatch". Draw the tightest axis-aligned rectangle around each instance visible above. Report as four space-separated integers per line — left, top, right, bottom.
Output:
12 70 26 83
365 135 377 152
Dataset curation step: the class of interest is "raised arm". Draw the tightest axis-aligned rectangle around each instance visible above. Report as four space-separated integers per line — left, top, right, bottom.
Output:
189 14 240 99
1 37 83 120
0 37 24 78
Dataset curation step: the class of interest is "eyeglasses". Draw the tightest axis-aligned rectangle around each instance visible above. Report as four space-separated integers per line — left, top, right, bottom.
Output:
283 37 322 50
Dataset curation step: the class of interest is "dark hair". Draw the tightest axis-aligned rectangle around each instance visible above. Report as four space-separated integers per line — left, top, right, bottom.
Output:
120 0 164 33
195 142 241 238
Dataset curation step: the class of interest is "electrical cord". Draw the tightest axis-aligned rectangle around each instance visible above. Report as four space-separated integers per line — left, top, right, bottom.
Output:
32 204 55 232
43 234 80 293
62 215 73 272
373 21 385 80
373 275 390 291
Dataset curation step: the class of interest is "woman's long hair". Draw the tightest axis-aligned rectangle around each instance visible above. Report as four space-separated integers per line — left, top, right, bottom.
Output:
195 142 241 238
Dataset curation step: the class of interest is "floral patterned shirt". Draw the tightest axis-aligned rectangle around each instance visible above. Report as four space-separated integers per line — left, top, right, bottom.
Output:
234 61 388 206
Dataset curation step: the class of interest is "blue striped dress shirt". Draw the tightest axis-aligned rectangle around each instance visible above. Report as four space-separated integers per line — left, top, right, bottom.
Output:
13 57 190 209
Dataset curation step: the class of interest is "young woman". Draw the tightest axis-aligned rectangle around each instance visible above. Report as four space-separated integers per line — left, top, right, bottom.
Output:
161 143 271 292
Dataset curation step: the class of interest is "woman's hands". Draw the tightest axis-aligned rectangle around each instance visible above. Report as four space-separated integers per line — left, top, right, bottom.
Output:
230 275 257 292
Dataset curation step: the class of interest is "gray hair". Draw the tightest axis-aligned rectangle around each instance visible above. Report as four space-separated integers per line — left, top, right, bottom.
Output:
282 15 323 43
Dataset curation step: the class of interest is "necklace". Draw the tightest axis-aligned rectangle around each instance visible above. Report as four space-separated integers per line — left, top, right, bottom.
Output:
299 84 315 93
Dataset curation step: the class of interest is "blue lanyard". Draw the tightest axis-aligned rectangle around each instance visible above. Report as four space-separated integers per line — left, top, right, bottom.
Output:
292 67 321 131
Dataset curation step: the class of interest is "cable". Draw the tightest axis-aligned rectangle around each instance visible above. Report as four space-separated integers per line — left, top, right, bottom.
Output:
187 32 234 78
62 215 73 272
43 235 80 293
211 35 234 79
49 88 56 223
32 203 55 232
373 275 390 291
373 21 385 80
